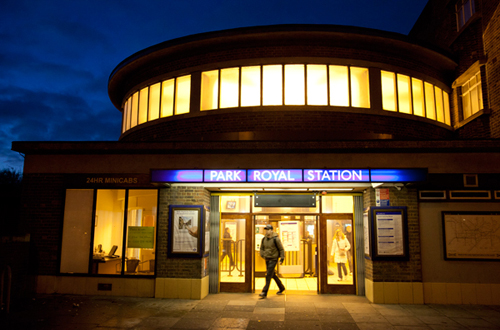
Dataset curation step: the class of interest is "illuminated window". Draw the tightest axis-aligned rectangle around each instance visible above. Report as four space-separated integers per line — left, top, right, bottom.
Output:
350 67 370 108
461 71 483 120
241 66 261 107
444 91 451 125
424 82 436 120
307 65 328 105
412 78 425 117
284 64 305 105
138 87 149 125
131 91 139 128
457 0 475 30
329 65 349 107
220 68 239 108
161 79 174 117
435 86 444 123
263 65 283 106
149 83 160 121
201 70 219 111
381 71 396 111
175 75 191 115
397 74 412 114
125 97 132 131
122 99 129 133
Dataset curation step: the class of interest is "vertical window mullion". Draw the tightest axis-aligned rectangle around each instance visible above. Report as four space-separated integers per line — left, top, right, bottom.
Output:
260 66 263 106
238 67 242 108
282 65 285 105
347 67 352 107
326 65 331 106
173 78 177 115
218 70 221 110
304 65 308 106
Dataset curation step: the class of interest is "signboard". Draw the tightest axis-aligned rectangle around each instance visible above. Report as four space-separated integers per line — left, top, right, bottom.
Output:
279 221 300 252
376 188 390 206
367 207 408 261
127 226 155 249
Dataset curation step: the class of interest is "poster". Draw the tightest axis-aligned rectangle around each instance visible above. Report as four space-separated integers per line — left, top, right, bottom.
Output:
363 212 370 255
279 221 300 251
376 188 390 206
205 209 210 253
375 211 404 255
172 209 199 253
127 226 155 249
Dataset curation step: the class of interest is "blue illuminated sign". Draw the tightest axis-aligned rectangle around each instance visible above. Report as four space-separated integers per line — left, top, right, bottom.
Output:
151 169 203 182
304 169 370 182
204 170 246 182
247 169 302 182
370 169 427 182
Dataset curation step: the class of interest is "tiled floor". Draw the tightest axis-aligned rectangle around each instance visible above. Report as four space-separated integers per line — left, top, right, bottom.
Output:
3 293 500 329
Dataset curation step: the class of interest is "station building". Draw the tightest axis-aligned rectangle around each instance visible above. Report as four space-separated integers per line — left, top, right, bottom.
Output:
12 0 500 304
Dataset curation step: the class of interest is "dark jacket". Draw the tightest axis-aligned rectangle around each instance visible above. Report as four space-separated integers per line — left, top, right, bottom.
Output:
259 232 285 260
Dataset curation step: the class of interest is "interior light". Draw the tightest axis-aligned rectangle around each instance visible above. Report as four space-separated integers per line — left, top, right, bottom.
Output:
371 183 384 188
219 188 263 191
264 188 309 191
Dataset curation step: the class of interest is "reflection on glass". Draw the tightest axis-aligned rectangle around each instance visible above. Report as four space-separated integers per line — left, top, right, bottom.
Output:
125 190 157 275
307 64 328 105
424 82 436 120
139 87 148 125
350 67 370 108
131 91 139 128
241 66 261 107
329 65 349 107
161 79 174 117
435 86 444 123
149 83 160 121
412 78 425 117
220 218 245 283
327 219 354 285
93 190 125 275
397 74 412 114
220 68 239 108
284 64 305 105
381 71 396 111
201 70 219 110
175 75 191 115
263 65 283 105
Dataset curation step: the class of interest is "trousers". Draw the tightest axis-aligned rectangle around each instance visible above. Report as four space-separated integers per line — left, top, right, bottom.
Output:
261 259 285 296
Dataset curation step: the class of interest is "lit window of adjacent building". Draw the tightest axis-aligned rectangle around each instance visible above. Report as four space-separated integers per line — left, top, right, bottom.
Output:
461 71 483 119
456 0 476 30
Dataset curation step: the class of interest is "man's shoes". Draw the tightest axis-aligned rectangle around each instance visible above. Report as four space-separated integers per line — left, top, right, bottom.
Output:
259 293 266 299
277 289 285 295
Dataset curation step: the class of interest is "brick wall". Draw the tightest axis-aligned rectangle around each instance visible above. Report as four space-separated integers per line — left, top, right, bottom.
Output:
363 187 422 282
156 186 211 278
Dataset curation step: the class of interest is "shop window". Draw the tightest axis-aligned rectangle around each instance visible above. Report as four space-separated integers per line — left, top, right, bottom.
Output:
201 70 219 110
130 91 139 128
350 67 370 108
175 75 191 115
322 196 353 213
381 71 396 111
284 64 305 105
161 78 175 117
411 78 425 117
329 65 349 107
456 0 476 30
307 64 328 106
220 68 239 108
263 65 283 105
149 82 160 121
138 87 149 125
241 66 261 107
60 189 158 276
461 71 483 120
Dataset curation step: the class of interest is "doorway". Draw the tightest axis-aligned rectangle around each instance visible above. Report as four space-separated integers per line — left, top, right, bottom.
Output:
254 215 318 294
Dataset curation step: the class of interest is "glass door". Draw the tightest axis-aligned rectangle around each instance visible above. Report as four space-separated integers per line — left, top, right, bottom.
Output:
219 214 252 292
320 214 355 294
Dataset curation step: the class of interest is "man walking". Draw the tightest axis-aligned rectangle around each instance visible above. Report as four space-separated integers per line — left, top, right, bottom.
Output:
259 224 285 298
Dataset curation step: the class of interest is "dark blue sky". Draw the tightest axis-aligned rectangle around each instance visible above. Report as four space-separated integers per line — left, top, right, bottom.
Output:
0 0 429 172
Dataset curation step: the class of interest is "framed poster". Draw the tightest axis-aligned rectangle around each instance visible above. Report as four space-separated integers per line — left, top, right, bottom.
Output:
169 205 204 258
204 207 210 255
442 212 500 261
369 206 409 261
363 211 370 258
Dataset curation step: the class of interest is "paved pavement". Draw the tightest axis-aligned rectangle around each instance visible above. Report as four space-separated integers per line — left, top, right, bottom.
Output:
2 292 500 329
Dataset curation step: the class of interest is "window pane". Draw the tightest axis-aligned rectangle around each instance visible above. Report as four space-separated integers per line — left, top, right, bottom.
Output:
285 64 305 105
462 91 471 119
327 219 353 285
92 190 125 275
149 83 160 121
444 91 451 125
350 67 370 108
161 79 174 117
424 82 436 120
263 65 283 105
125 97 132 130
412 78 425 117
322 196 353 213
307 64 328 105
122 99 128 133
381 71 396 111
201 70 219 110
220 196 251 213
435 86 444 123
329 65 349 107
220 68 239 108
397 74 412 114
60 189 93 274
241 66 261 107
470 85 479 114
221 218 245 283
125 190 157 275
175 75 191 115
131 92 139 128
138 87 149 125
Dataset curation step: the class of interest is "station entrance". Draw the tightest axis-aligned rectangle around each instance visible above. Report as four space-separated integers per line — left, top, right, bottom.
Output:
217 194 357 295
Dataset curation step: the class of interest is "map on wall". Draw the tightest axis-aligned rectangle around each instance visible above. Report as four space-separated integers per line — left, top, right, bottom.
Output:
443 212 500 260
